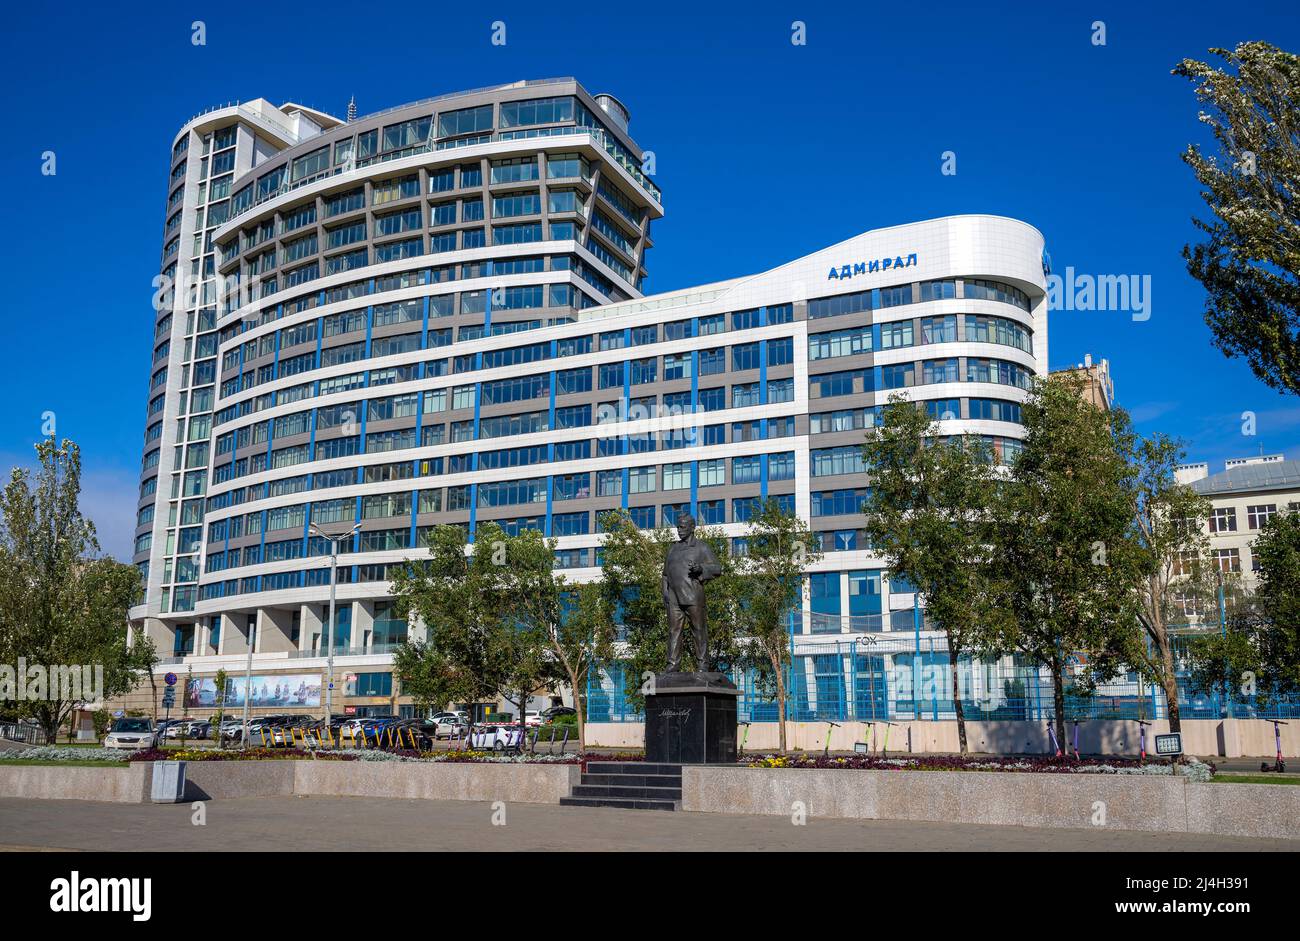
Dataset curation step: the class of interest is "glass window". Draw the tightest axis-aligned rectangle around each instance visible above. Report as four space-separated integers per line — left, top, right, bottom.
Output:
438 105 493 138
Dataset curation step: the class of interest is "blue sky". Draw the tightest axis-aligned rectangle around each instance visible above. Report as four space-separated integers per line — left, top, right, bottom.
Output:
2 1 1298 560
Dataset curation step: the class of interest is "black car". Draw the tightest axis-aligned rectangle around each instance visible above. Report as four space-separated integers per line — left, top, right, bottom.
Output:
540 705 577 720
390 718 439 750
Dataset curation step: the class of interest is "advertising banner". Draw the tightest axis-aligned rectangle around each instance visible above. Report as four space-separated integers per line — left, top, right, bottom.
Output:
186 674 322 708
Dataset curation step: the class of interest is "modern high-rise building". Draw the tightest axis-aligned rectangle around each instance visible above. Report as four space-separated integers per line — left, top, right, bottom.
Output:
127 78 1048 721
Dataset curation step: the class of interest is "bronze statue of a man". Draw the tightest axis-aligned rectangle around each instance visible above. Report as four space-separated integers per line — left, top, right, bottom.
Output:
661 512 722 672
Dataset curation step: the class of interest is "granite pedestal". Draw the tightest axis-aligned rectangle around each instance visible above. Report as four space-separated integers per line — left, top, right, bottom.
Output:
644 672 739 765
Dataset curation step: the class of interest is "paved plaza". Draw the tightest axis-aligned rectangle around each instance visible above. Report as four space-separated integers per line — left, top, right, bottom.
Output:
1 797 1296 852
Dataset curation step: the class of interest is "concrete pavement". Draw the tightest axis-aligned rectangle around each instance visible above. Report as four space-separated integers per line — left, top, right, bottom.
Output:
1 796 1296 851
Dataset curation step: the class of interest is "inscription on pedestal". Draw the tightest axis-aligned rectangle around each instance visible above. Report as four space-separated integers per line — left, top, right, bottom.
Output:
644 673 739 764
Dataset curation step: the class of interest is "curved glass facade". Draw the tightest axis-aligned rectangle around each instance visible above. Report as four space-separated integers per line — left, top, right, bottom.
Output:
130 83 1046 720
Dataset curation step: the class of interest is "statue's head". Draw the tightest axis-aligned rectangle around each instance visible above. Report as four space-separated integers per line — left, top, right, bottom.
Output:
675 512 696 540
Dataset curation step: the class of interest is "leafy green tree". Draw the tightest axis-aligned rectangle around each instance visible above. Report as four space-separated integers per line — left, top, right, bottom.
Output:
92 708 112 740
493 529 615 749
391 523 560 736
1175 42 1300 395
1109 431 1215 733
1188 510 1300 704
594 511 673 702
988 376 1139 751
552 580 616 749
860 395 1004 753
130 633 159 723
212 667 230 749
736 499 821 753
0 438 145 743
595 510 743 711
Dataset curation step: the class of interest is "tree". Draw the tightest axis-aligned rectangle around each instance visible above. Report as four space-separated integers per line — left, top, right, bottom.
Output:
130 633 159 724
1188 509 1300 705
1175 42 1300 395
389 523 559 741
860 395 1004 753
1108 431 1216 733
490 528 615 750
0 438 144 743
988 376 1139 752
212 668 230 749
595 510 744 711
736 499 821 753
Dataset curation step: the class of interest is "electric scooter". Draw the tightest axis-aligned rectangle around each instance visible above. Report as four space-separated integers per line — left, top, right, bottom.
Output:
1260 719 1288 773
1046 720 1063 758
823 720 842 756
1136 719 1152 765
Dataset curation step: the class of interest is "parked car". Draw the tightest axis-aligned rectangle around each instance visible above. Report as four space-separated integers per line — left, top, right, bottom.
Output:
103 718 158 750
391 718 439 749
431 711 469 724
165 719 210 739
434 716 468 740
524 711 543 728
355 715 401 744
540 705 576 720
269 716 319 747
470 725 525 752
224 715 288 745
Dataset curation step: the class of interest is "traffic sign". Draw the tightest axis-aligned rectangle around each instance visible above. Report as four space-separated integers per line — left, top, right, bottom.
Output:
1154 732 1182 756
164 672 177 687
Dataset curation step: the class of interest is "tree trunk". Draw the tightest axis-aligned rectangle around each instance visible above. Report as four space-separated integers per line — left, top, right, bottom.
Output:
948 644 968 754
1051 654 1067 757
1163 677 1183 734
38 705 60 745
774 653 788 754
566 668 586 752
147 670 158 723
1156 626 1182 733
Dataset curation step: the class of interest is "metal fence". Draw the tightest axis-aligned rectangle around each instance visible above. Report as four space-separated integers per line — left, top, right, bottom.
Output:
0 721 45 745
586 633 1300 723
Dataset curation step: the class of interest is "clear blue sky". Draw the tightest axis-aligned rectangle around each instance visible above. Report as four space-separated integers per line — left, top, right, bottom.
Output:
2 1 1298 560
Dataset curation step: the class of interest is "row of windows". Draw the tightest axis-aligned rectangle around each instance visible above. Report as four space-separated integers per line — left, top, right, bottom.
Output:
809 359 1033 399
209 387 1028 495
212 310 803 431
1207 503 1283 533
202 416 809 513
808 278 1031 320
206 451 802 538
214 299 1022 439
807 314 1030 361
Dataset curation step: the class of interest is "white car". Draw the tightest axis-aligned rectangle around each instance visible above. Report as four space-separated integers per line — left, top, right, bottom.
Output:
434 716 468 739
524 712 542 728
469 726 524 752
103 718 158 750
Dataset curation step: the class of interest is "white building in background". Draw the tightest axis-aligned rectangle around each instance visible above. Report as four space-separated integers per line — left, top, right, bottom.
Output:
1177 454 1300 591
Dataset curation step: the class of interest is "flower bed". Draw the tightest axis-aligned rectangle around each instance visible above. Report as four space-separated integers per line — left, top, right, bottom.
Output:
739 752 1217 779
7 746 142 763
122 746 646 765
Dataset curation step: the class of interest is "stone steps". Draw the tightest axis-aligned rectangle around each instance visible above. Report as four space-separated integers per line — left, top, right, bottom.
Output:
561 761 684 811
559 795 680 811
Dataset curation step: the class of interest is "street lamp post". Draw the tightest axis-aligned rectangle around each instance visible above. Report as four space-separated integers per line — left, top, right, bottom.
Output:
310 522 360 732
